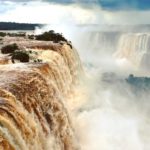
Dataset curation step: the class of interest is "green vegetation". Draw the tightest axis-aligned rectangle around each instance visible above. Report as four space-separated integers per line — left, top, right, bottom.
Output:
1 43 19 54
28 35 35 40
0 42 43 63
34 59 42 63
35 30 68 43
7 32 26 37
11 51 29 63
35 30 73 48
0 22 41 30
10 50 43 63
0 32 6 37
0 31 26 37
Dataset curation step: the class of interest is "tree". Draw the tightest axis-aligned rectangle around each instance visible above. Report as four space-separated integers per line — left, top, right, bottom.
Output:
1 43 19 54
35 30 68 43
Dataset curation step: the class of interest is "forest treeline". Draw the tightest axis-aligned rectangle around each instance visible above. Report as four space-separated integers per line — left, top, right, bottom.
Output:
0 22 42 30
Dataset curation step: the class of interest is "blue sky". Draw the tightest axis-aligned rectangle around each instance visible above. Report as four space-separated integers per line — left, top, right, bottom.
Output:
100 0 150 10
46 0 150 10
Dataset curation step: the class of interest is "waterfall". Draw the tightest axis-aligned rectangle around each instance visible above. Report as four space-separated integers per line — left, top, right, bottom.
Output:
115 33 150 69
76 31 120 54
75 30 150 71
0 38 82 150
1 28 150 150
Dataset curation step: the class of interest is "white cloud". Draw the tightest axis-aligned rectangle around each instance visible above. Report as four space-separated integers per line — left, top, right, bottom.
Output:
0 1 100 24
0 1 150 25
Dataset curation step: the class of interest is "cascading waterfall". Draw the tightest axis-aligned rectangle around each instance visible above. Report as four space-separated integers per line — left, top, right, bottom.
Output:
0 38 82 150
1 28 150 150
115 33 150 69
74 30 150 70
75 31 120 54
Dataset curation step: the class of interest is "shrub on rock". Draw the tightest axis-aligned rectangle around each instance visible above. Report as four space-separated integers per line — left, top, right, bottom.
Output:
11 51 29 63
36 30 68 43
0 32 6 37
1 43 19 54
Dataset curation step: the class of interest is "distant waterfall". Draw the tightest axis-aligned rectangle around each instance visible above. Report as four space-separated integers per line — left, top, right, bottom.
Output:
74 31 150 63
74 31 121 55
115 33 150 69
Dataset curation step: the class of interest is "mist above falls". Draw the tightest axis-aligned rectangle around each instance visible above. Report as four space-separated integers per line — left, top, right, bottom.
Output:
54 24 150 150
34 21 150 150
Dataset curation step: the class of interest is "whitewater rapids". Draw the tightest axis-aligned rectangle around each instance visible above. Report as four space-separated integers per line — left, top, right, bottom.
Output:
1 29 150 150
0 38 82 150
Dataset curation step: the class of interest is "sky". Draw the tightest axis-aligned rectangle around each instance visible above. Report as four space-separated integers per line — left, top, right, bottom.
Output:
0 0 150 24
